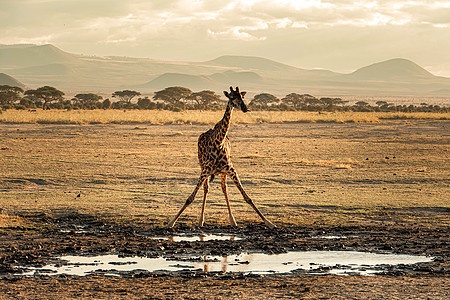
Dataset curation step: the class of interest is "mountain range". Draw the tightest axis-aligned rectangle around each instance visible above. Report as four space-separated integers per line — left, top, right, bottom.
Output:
0 44 449 98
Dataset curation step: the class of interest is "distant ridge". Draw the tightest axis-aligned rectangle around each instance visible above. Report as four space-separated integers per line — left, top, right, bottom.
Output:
1 44 448 97
0 73 26 88
139 71 264 91
206 55 304 72
347 58 435 81
210 70 263 84
0 44 79 68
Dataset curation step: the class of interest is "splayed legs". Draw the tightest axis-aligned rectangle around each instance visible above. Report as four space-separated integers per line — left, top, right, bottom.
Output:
227 168 275 229
166 168 275 229
166 174 207 228
221 174 237 227
198 178 209 227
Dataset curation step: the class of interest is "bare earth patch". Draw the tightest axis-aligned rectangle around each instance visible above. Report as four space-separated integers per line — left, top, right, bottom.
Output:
0 120 449 298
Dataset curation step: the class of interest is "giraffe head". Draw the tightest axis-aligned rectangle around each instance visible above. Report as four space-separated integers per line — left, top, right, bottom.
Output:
223 86 249 113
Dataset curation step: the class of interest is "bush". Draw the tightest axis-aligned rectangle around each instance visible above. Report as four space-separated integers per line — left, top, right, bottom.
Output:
124 102 139 109
19 98 35 108
137 97 153 109
111 101 124 109
102 99 111 109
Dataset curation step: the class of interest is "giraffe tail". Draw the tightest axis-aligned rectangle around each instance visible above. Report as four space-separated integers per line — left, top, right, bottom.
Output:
210 174 215 183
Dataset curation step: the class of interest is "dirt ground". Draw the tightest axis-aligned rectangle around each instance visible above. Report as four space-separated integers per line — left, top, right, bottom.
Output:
0 119 449 298
0 215 448 299
2 273 449 299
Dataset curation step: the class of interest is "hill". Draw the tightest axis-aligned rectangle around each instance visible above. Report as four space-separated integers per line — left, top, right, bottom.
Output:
206 55 304 72
346 58 435 81
0 73 26 88
0 44 79 68
139 71 265 91
0 44 448 98
210 70 263 83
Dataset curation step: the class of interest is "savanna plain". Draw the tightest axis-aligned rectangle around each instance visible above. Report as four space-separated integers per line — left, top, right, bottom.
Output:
0 110 449 299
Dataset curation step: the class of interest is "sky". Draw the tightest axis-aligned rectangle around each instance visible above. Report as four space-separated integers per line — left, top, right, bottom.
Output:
1 0 450 76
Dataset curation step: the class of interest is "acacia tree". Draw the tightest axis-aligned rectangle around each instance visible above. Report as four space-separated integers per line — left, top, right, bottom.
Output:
24 86 64 109
186 90 222 110
375 100 393 111
319 97 348 111
355 101 369 107
153 86 192 106
249 93 279 109
281 93 319 110
73 93 103 108
376 101 388 107
0 85 24 108
112 90 141 104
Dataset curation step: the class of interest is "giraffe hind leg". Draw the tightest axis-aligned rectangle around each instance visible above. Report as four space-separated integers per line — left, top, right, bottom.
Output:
198 177 209 227
166 174 207 228
227 168 275 229
221 174 237 227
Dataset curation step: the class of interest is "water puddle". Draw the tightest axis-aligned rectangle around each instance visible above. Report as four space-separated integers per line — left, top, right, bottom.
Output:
21 251 433 276
145 234 242 242
59 225 90 234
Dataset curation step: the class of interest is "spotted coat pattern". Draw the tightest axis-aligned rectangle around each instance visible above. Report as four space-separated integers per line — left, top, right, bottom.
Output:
166 87 275 229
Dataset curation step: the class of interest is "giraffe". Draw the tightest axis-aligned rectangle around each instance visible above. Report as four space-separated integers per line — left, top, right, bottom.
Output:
166 86 275 229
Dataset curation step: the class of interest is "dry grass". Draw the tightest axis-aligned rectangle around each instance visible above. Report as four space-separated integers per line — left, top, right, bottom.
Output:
378 112 450 120
1 109 449 125
0 212 28 228
1 120 449 228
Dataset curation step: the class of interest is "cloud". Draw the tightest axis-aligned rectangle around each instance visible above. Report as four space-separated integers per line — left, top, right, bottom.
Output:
1 0 448 45
207 27 267 41
0 0 449 75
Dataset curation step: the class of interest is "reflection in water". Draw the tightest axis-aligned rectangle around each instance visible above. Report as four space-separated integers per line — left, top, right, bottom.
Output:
152 234 240 242
21 251 433 277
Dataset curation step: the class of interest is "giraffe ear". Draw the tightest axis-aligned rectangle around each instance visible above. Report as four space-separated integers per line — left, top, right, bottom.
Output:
241 91 246 97
223 91 230 98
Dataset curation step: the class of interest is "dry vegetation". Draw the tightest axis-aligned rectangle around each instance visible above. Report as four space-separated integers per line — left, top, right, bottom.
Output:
1 119 449 299
1 119 448 228
1 109 449 125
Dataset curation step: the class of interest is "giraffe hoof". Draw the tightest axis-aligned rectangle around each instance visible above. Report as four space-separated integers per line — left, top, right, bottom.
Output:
264 220 276 229
165 221 175 229
229 218 237 228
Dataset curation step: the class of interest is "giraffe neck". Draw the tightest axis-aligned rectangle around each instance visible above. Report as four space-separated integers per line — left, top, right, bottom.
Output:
213 102 233 143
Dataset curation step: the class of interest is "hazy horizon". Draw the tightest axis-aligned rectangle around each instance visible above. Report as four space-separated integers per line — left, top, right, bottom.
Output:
1 0 450 76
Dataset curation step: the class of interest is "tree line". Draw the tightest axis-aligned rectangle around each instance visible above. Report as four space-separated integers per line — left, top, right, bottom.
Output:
0 85 448 113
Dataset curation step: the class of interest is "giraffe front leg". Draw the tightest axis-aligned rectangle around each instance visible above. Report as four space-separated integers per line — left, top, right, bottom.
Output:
166 174 207 228
221 174 237 227
198 177 209 227
227 168 275 229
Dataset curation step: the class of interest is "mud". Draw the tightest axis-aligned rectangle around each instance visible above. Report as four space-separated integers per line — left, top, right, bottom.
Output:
0 212 449 298
0 212 447 275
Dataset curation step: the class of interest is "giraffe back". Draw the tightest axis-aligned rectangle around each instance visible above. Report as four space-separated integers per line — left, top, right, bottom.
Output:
198 129 232 175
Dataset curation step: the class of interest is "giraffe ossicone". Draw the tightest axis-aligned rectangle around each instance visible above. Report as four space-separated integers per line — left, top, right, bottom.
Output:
166 86 275 229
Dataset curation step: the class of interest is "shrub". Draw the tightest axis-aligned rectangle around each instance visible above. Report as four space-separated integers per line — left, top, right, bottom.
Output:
102 99 111 109
19 98 35 108
137 97 153 109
